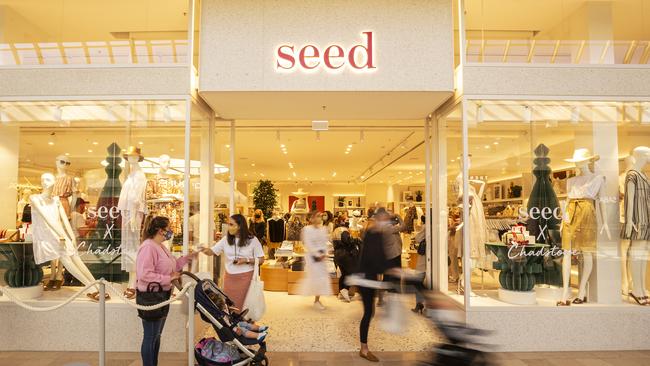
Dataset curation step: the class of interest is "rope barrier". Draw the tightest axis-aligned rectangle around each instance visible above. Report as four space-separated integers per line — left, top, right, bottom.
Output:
0 279 195 312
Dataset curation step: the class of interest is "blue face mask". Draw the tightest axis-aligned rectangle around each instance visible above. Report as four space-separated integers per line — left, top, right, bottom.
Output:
163 230 173 241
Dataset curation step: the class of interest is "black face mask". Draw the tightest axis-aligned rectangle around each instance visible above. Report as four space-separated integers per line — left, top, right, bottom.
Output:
254 214 261 219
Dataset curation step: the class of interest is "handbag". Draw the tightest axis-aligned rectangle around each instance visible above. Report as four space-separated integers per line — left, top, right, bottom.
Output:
136 282 172 321
242 257 266 321
417 239 426 256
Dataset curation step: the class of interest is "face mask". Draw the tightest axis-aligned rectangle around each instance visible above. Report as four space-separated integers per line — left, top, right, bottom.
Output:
254 214 261 219
163 230 173 241
228 226 238 235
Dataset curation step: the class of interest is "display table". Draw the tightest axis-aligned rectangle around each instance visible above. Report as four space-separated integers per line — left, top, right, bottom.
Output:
0 241 43 299
287 269 339 295
260 265 288 291
485 242 548 305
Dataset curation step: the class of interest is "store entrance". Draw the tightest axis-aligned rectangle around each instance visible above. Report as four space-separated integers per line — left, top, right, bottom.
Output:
202 119 440 352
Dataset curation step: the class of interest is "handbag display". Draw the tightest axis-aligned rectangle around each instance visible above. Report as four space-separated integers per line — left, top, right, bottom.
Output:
242 258 266 321
136 282 172 321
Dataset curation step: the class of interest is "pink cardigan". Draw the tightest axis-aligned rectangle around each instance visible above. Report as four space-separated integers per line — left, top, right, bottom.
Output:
136 239 191 291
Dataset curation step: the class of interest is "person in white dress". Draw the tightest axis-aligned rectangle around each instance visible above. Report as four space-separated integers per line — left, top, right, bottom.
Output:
299 210 333 310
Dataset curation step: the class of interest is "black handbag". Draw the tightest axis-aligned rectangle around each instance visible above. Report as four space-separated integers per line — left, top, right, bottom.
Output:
417 240 426 256
136 282 172 321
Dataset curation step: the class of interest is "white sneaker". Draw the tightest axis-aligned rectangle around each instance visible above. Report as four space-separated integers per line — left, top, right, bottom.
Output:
340 289 351 302
313 301 326 310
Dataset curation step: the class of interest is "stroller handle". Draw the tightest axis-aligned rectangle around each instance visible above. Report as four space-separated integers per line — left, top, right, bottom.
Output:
181 271 201 283
170 271 202 290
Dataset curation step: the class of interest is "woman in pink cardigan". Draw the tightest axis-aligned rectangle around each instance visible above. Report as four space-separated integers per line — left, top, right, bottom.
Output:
136 216 197 366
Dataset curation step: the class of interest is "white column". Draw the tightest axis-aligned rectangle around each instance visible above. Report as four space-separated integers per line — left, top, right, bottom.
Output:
0 127 19 232
589 106 622 304
424 117 432 289
436 117 449 293
198 115 214 275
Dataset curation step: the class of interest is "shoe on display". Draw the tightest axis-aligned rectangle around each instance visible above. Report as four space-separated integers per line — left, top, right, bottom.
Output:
313 301 326 310
340 289 351 302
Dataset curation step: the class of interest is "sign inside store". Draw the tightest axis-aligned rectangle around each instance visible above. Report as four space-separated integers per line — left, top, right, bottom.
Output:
275 31 376 72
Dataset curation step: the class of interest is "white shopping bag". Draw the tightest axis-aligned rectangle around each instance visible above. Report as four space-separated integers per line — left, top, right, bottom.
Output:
380 292 406 334
243 258 266 321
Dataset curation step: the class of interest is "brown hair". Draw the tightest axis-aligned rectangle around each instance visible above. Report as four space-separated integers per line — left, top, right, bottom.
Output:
145 216 170 239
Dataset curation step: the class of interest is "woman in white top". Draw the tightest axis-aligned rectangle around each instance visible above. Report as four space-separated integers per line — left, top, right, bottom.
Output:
202 214 265 310
300 210 333 310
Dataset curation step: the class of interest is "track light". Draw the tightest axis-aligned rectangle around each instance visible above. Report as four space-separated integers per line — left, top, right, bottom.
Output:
476 104 484 123
163 104 171 122
523 105 532 123
571 106 580 124
54 106 63 122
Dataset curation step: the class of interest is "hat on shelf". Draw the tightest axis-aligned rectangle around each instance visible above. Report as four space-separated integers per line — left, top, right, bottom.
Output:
123 146 144 162
564 148 599 163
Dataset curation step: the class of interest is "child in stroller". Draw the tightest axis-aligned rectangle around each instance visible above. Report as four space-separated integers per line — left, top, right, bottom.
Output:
208 291 270 342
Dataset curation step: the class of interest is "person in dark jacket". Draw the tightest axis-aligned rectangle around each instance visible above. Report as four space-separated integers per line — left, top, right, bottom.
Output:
357 210 389 363
333 230 360 302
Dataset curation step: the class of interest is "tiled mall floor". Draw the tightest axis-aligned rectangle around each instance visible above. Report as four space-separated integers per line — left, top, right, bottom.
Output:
1 350 650 366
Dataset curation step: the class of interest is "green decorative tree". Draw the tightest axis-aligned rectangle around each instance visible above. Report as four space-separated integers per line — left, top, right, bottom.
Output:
526 144 562 286
252 180 278 219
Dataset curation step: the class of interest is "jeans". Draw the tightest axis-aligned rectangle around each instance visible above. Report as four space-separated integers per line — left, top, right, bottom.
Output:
141 317 167 366
359 286 376 344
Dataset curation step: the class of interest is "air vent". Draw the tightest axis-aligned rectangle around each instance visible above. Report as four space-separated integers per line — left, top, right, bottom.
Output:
311 120 329 131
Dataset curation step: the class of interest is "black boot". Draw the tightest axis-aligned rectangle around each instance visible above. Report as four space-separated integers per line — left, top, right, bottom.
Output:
411 302 424 314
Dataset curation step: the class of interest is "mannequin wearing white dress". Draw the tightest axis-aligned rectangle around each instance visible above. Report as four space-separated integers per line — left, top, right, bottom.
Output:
117 153 147 294
455 158 488 269
30 173 97 290
558 149 610 306
621 146 650 305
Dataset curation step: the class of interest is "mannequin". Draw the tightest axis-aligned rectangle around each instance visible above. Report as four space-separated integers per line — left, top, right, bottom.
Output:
158 154 171 177
621 146 650 305
455 157 488 269
558 149 610 306
117 147 147 298
17 188 32 223
52 155 74 218
30 173 99 292
290 188 309 214
620 154 636 295
267 208 286 258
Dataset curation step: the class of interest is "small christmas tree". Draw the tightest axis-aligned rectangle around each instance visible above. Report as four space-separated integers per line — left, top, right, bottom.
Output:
252 180 278 219
527 144 562 286
95 143 123 248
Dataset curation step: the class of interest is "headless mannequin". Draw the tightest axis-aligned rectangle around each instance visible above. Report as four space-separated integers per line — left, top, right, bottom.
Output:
455 157 487 293
620 155 636 295
118 156 147 293
623 146 650 305
17 188 32 223
559 160 610 305
30 173 97 290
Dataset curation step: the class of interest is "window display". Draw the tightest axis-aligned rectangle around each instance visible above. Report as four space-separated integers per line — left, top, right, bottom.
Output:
456 100 650 308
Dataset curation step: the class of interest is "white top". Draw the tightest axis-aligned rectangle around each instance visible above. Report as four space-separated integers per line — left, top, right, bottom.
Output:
30 195 76 264
301 225 329 256
189 213 200 244
117 169 147 216
70 211 86 238
567 173 605 200
211 236 264 274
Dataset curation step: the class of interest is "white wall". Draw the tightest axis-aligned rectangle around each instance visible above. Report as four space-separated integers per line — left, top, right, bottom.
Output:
0 127 19 228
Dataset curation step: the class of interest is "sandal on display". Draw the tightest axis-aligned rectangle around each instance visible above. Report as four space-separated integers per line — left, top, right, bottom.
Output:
556 300 571 306
572 297 587 305
86 291 111 302
43 280 55 291
124 288 136 300
628 292 648 306
359 351 379 363
53 280 63 290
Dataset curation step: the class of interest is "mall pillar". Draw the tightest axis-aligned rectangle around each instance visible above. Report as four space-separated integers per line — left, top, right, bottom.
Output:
0 127 19 229
589 106 622 304
198 118 214 275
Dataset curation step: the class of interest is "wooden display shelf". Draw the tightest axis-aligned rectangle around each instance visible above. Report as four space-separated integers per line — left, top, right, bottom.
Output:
260 265 288 292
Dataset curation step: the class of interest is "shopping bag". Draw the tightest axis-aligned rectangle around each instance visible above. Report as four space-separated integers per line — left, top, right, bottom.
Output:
380 292 406 334
243 257 266 321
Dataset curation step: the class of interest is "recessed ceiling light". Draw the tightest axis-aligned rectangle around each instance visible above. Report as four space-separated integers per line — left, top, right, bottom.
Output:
332 172 337 177
48 141 54 146
244 173 248 177
484 145 490 149
344 151 349 155
292 171 297 177
288 162 294 169
88 149 93 153
64 152 70 156
493 142 499 145
251 163 256 167
347 144 353 148
283 151 288 155
138 141 144 145
260 173 265 177
280 144 285 148
92 141 98 145
170 148 175 152
225 144 230 148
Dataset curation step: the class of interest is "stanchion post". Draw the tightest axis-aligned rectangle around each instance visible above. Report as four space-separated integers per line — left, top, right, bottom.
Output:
188 283 195 366
99 280 106 366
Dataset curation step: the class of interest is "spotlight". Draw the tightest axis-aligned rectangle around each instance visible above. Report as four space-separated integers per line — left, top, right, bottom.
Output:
476 104 484 123
523 105 532 123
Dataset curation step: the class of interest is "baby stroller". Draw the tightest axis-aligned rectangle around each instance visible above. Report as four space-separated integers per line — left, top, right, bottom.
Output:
180 272 269 366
